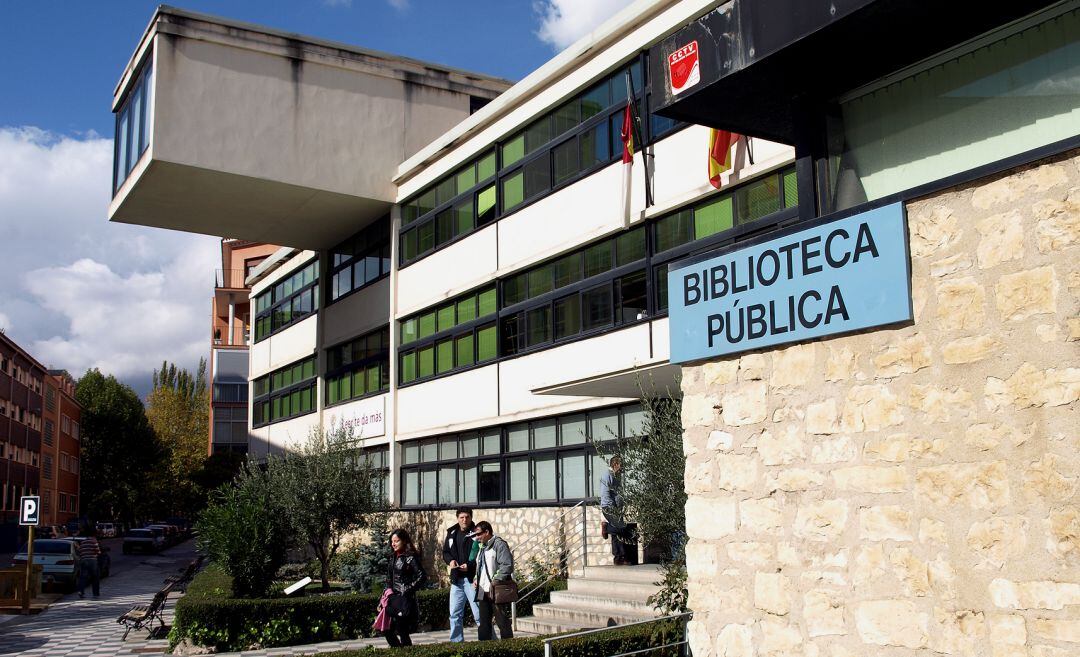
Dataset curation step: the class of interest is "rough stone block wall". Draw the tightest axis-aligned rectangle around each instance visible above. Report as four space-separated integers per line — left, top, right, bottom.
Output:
392 505 614 585
681 153 1079 656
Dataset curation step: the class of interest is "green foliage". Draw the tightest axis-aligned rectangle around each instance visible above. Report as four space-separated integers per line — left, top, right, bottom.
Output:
320 618 686 657
273 426 381 591
146 359 209 516
171 564 566 651
196 462 292 598
647 552 688 614
339 513 390 593
74 368 165 523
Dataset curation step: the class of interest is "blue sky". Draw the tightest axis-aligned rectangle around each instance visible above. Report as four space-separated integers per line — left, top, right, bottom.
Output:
0 0 632 393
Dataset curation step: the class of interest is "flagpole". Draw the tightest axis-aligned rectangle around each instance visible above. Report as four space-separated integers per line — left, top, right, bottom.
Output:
625 69 653 209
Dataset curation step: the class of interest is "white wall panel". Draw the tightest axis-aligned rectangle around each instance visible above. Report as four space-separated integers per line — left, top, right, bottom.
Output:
264 414 320 455
323 393 390 442
395 365 499 439
249 315 318 378
396 225 498 317
498 325 652 417
650 317 671 362
323 277 390 347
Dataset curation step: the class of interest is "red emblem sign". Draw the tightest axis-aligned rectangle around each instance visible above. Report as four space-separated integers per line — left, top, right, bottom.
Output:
668 40 700 95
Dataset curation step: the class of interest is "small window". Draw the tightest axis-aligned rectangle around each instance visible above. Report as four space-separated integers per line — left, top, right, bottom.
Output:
553 294 581 341
476 185 497 225
582 284 613 331
695 195 733 238
526 306 551 347
584 240 612 278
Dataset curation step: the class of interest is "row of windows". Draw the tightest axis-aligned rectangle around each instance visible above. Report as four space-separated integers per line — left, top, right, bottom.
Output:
254 260 320 342
58 492 78 514
60 414 79 439
213 406 249 444
60 451 79 474
0 356 44 392
113 59 153 194
329 216 392 303
252 355 318 427
42 454 53 480
212 382 249 403
1 399 41 430
2 484 37 512
44 419 55 447
400 403 643 508
395 165 797 385
398 58 674 268
326 327 390 406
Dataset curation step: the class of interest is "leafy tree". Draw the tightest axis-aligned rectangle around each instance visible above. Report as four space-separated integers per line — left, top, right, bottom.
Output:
197 460 291 598
593 383 686 613
190 451 246 494
146 359 209 515
276 426 380 592
75 369 166 523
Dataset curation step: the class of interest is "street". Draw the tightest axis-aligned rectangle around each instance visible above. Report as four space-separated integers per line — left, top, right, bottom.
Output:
0 537 195 656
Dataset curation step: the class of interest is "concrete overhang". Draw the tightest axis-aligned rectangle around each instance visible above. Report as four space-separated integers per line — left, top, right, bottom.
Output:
532 362 682 399
108 5 512 249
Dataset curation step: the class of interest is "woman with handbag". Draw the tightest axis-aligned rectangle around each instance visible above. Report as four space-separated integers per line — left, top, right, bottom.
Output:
383 528 427 647
472 521 515 641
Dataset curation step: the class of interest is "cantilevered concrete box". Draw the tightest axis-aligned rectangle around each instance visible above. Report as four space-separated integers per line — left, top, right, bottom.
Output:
108 6 511 249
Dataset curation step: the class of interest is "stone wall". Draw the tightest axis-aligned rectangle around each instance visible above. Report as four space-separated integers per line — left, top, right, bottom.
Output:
392 505 615 586
680 153 1079 656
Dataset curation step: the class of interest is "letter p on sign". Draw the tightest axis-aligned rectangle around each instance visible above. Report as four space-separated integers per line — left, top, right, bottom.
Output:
19 496 40 526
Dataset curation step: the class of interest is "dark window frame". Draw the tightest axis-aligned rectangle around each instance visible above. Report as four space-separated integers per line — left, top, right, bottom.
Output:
112 55 153 196
324 326 391 408
253 258 320 343
251 355 317 428
327 216 392 306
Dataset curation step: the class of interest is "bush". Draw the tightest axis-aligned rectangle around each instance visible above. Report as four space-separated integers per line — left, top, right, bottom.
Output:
170 564 566 651
321 618 685 657
339 513 390 593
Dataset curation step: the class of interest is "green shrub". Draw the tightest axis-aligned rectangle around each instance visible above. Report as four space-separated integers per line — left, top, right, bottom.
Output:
170 564 566 651
339 513 390 593
321 618 685 657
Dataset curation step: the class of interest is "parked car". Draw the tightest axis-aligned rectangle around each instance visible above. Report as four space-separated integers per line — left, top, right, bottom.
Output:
66 537 112 578
146 524 177 546
122 529 164 554
36 525 68 539
12 539 79 589
95 522 118 538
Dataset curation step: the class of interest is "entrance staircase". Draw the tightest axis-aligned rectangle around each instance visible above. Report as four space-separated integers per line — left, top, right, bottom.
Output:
517 564 662 634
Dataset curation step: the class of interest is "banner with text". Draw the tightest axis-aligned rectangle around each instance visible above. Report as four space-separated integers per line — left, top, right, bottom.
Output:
327 395 386 440
667 202 911 363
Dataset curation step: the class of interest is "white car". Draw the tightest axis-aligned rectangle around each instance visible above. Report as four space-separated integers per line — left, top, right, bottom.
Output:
96 522 118 538
12 539 79 589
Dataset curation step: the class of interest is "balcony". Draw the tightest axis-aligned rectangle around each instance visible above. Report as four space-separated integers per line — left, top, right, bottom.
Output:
215 269 248 289
107 7 511 249
212 325 250 348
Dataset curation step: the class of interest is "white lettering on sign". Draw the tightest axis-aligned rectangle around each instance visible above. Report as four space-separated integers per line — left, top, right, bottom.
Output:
19 496 40 526
668 40 700 95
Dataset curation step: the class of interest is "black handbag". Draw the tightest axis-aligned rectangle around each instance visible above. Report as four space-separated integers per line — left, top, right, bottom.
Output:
491 578 519 604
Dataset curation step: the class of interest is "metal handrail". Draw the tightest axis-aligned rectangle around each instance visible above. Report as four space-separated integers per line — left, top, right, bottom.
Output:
542 612 693 657
510 500 591 629
512 500 585 555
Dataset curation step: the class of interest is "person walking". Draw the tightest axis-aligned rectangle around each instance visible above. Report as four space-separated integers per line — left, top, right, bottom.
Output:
384 528 427 647
442 507 481 642
473 521 514 641
600 456 637 565
76 527 102 599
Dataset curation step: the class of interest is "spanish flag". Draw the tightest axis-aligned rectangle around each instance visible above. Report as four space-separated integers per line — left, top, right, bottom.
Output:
708 128 740 189
620 99 635 224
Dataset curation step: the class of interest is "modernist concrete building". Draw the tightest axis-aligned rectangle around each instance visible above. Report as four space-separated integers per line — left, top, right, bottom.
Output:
111 0 1078 648
209 239 279 455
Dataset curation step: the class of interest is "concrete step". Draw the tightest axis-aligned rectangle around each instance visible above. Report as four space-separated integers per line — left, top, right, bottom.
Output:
532 602 657 627
515 616 602 635
567 576 660 598
581 564 663 584
548 590 660 615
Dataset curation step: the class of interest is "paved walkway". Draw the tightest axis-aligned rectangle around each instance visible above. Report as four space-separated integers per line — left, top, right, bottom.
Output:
0 541 525 656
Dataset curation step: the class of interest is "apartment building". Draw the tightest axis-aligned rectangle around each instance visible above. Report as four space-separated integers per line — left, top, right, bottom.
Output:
0 333 46 552
209 239 279 455
41 370 81 528
110 2 1078 651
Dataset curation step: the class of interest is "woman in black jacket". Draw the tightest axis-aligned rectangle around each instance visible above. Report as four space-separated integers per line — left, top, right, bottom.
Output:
384 528 427 647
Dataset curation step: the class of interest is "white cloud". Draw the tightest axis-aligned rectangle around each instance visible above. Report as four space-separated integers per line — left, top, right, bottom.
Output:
387 0 409 11
0 312 11 333
0 127 218 389
534 0 636 51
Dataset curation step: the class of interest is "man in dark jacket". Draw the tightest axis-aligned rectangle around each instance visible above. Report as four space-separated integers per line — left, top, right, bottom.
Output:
442 507 480 642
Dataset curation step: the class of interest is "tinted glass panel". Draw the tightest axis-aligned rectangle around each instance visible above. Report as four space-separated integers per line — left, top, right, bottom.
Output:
582 284 613 331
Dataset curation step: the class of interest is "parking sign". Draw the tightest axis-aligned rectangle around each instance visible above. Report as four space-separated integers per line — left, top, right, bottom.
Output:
19 496 40 526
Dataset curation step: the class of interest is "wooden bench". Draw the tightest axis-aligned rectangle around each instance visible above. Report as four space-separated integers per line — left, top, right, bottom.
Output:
117 582 173 640
163 555 205 592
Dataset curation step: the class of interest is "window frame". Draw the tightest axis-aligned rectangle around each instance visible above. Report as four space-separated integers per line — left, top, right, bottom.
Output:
251 354 318 428
325 326 391 408
253 258 320 343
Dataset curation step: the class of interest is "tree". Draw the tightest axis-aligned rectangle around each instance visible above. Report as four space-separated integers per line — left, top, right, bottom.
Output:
146 359 209 515
276 426 380 592
593 383 687 612
197 460 292 598
75 369 166 524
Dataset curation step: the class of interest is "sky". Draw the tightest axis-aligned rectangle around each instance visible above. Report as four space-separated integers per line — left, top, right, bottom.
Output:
0 0 634 396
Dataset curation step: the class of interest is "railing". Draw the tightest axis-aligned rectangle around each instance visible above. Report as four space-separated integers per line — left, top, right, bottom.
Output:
215 269 248 288
510 500 590 630
212 325 250 347
542 612 693 657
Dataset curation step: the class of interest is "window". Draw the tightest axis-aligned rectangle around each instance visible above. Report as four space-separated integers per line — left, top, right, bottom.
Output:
212 383 248 403
252 355 317 427
828 5 1080 212
329 216 391 303
113 57 153 194
326 327 390 406
398 286 497 384
399 403 642 508
43 419 54 447
399 58 676 268
42 455 53 480
253 259 319 342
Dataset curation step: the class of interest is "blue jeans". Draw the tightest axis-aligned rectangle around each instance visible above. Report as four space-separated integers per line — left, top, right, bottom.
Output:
448 576 480 642
78 558 100 597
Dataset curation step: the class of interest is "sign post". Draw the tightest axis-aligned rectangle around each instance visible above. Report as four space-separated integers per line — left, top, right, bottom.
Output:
19 495 40 614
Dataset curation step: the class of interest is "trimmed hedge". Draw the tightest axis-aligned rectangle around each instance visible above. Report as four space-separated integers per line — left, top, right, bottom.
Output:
170 564 567 651
323 619 686 657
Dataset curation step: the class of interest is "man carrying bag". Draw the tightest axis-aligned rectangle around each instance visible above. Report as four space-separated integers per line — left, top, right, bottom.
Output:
472 521 515 641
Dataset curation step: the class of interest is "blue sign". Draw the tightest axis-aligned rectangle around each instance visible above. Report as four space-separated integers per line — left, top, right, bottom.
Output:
667 202 912 364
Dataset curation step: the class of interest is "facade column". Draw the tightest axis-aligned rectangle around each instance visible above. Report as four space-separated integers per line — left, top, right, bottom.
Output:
227 300 235 346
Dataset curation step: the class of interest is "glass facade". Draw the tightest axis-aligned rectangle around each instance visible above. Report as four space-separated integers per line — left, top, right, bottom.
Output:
113 58 153 194
253 259 319 342
326 326 390 406
252 355 317 427
329 216 392 303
